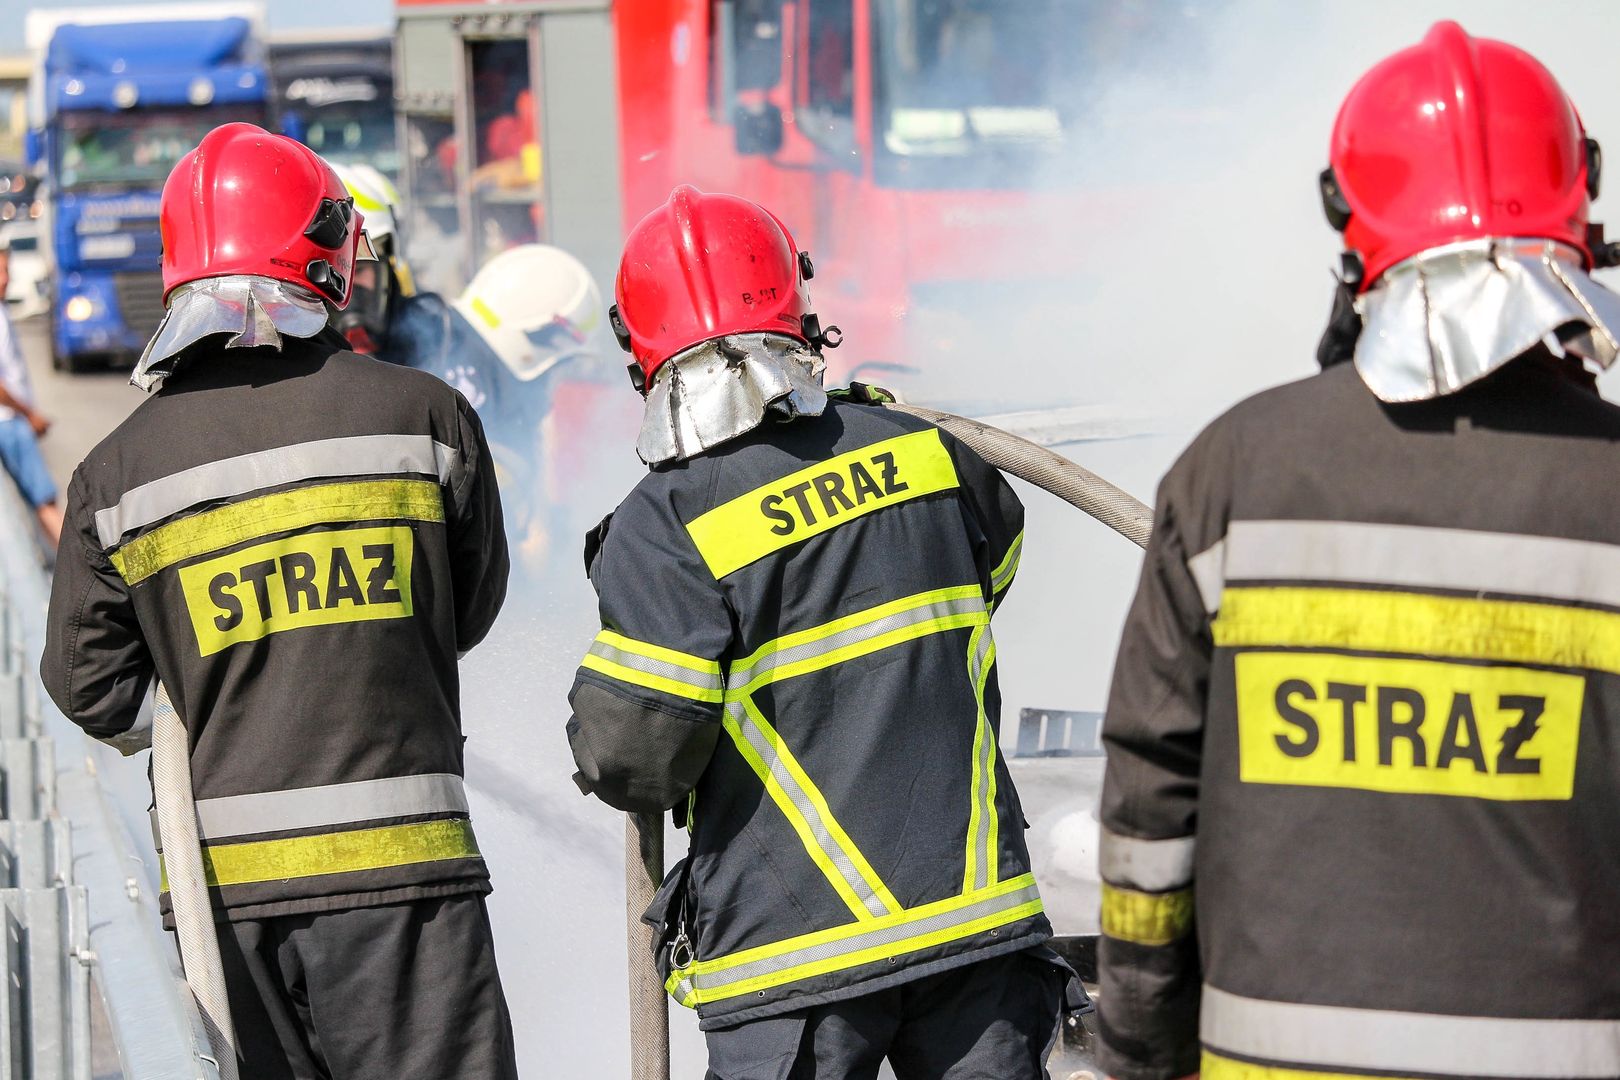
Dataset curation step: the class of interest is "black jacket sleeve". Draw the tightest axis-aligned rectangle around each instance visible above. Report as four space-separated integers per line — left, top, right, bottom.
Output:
942 430 1026 611
1094 447 1219 1080
446 394 509 654
40 467 154 754
567 480 735 814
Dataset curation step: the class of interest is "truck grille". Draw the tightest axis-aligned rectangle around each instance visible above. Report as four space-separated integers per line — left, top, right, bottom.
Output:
113 271 166 336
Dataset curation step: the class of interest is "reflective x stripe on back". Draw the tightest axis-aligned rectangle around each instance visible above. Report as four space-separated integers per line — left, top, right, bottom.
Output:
720 586 994 923
667 874 1042 1007
962 622 1000 892
724 698 900 919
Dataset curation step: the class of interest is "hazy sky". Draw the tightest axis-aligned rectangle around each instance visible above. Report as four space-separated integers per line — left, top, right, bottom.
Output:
3 0 394 52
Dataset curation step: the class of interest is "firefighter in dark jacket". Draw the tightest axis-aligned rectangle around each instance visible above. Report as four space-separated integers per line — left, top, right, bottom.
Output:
1096 23 1620 1080
40 124 517 1079
567 186 1067 1079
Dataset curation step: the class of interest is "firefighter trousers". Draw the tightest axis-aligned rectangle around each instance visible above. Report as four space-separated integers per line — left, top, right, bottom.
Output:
703 948 1067 1080
214 894 518 1080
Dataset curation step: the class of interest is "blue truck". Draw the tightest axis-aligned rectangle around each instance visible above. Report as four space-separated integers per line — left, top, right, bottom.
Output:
25 5 269 372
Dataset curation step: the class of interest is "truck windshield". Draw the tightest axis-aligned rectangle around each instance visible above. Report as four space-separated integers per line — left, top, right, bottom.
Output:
872 0 1080 183
57 106 265 191
281 104 399 178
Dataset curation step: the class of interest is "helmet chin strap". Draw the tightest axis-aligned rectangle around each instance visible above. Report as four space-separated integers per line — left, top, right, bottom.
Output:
1316 252 1365 370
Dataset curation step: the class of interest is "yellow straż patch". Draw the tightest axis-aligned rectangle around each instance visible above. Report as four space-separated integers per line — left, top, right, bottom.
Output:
179 525 415 656
685 428 960 579
1235 652 1582 800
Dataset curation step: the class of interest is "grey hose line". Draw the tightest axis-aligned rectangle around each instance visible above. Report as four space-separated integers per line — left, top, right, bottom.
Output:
152 683 239 1080
627 812 671 1080
882 401 1153 549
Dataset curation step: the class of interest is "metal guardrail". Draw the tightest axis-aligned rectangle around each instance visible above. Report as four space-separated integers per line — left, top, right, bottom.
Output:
0 478 220 1079
1014 708 1107 758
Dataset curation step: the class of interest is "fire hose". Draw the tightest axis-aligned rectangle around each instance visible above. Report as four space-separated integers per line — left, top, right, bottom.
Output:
153 683 240 1080
624 406 1154 1077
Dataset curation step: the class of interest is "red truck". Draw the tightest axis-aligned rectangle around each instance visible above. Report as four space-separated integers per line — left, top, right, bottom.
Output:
394 0 1106 386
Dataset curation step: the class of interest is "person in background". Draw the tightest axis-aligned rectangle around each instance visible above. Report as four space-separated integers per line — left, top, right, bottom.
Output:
0 245 62 549
387 243 617 572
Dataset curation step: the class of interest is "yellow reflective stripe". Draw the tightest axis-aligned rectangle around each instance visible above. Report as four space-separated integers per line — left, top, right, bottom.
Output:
111 479 444 585
580 655 725 703
685 428 961 579
991 530 1024 595
666 874 1043 1006
1201 1051 1420 1080
469 295 501 329
962 623 1001 893
1213 586 1620 675
1101 882 1193 946
667 976 697 1009
983 639 999 886
724 698 900 920
728 585 987 695
581 629 726 703
161 818 479 889
594 630 722 677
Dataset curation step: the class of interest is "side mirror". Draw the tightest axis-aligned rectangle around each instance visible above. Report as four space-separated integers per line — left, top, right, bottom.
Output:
734 104 784 157
23 130 41 169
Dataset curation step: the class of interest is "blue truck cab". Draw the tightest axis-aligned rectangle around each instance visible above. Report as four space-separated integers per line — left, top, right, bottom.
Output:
28 8 268 371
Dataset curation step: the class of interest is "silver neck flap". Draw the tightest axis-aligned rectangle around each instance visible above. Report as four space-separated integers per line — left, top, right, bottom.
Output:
1354 237 1620 402
132 276 331 393
637 333 828 465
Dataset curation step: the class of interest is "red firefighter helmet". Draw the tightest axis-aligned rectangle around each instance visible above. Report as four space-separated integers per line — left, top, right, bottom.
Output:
1324 21 1598 290
160 122 369 308
611 185 831 389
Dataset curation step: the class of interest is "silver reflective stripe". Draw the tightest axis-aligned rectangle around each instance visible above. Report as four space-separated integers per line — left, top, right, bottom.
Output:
965 626 996 891
685 881 1041 994
1186 538 1226 614
95 434 459 548
726 702 893 918
1202 985 1620 1078
1215 519 1620 612
190 773 468 842
729 593 987 688
587 639 724 692
1099 829 1195 892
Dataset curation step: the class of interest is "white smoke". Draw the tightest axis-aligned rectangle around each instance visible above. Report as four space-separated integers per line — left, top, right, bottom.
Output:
446 3 1620 1073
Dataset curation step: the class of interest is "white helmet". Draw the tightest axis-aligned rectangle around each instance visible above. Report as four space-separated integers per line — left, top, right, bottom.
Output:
454 245 605 381
331 163 401 246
